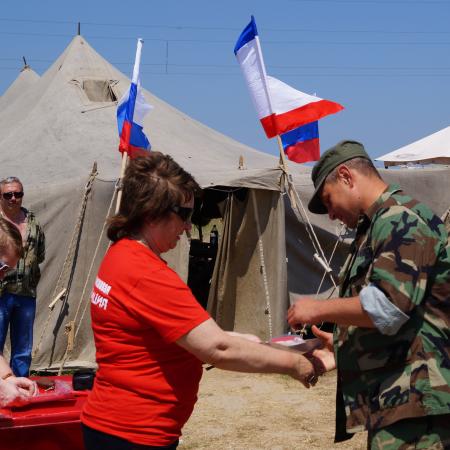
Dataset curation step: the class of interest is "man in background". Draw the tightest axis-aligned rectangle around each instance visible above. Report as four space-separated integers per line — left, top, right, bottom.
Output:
0 177 45 377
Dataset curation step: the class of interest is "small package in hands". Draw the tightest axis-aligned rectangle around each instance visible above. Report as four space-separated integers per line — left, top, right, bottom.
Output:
268 335 322 353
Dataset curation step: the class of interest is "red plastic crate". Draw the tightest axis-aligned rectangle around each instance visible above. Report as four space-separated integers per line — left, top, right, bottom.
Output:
0 375 88 450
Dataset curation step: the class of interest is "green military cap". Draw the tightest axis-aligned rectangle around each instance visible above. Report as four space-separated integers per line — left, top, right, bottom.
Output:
308 140 371 214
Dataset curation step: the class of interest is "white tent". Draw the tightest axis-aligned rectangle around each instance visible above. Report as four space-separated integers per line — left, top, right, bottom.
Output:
376 125 450 167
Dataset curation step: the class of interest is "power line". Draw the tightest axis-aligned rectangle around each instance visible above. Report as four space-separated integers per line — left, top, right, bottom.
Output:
1 31 450 45
292 0 450 3
1 66 449 77
0 17 450 34
2 58 450 71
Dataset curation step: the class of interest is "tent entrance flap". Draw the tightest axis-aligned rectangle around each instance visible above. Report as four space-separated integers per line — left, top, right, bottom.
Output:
207 188 288 342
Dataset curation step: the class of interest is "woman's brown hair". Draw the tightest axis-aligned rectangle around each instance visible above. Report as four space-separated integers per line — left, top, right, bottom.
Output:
108 152 201 242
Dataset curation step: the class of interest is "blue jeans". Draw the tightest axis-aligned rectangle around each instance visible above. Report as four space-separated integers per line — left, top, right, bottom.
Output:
0 293 36 377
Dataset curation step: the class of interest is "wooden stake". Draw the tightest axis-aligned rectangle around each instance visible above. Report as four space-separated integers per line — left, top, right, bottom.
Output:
48 288 67 310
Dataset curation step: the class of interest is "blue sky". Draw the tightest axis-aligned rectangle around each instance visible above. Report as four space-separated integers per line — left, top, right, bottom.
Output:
1 0 449 160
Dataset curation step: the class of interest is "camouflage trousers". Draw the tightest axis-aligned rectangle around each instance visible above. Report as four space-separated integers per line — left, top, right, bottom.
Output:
368 415 450 450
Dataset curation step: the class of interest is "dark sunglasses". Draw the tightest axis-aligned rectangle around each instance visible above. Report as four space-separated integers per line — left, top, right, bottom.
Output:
0 260 10 274
170 206 194 223
2 191 24 200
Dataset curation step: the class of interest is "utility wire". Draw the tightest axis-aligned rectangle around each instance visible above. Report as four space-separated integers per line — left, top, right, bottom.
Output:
1 56 449 70
1 58 449 73
0 17 449 34
291 0 450 3
1 31 450 45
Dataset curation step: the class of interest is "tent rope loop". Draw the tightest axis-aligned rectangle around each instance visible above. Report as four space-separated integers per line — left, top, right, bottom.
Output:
58 181 118 374
32 165 98 362
282 172 337 289
315 223 347 297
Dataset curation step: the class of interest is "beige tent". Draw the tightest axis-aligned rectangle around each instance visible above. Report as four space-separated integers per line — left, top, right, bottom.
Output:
0 65 39 111
0 35 310 370
0 35 449 372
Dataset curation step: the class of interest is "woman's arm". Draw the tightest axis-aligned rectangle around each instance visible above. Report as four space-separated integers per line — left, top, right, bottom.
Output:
177 319 317 387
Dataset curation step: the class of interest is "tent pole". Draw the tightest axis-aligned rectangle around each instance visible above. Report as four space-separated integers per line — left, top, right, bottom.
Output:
115 151 129 213
276 135 297 210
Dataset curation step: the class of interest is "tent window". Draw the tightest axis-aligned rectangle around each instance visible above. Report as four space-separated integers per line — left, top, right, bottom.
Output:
82 80 117 103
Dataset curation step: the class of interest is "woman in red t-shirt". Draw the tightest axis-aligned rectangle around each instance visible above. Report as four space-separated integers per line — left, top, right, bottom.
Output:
81 152 332 450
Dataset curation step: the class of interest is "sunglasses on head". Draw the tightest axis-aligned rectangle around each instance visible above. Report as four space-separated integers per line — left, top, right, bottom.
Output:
170 205 194 223
0 261 10 274
2 191 24 200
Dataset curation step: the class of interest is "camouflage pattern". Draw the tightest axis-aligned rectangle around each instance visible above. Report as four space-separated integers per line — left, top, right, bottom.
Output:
368 414 450 449
0 208 45 297
334 185 450 442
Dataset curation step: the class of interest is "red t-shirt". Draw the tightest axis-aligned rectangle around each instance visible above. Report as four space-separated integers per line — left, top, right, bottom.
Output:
81 238 210 446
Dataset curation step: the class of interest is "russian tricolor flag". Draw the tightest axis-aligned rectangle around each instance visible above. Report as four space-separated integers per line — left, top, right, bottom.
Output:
281 122 320 163
117 38 153 157
234 17 343 139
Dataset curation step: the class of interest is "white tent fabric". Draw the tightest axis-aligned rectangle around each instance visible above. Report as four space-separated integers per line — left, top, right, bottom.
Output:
376 125 450 166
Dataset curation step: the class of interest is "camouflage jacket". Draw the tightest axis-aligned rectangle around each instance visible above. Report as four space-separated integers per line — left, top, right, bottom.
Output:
334 184 450 442
0 208 45 298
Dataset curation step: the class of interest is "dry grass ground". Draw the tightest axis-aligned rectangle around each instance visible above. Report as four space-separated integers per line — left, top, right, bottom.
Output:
181 369 367 450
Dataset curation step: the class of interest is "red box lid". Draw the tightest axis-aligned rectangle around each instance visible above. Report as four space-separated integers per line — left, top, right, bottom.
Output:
0 375 88 429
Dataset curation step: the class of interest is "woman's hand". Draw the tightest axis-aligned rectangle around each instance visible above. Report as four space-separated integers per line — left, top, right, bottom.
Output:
290 354 317 389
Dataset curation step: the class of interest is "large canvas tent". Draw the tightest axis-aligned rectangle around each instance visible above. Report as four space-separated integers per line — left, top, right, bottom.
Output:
0 35 310 370
0 35 449 372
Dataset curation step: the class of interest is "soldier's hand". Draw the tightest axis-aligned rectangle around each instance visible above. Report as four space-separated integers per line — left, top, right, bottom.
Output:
287 297 323 328
310 326 336 373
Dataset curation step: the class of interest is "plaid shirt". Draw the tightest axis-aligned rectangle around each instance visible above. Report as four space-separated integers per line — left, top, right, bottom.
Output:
0 208 45 297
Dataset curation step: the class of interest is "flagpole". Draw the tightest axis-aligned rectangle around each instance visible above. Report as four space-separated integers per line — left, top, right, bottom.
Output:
115 151 128 213
235 17 336 293
115 38 145 214
276 135 289 170
253 33 291 177
276 135 297 209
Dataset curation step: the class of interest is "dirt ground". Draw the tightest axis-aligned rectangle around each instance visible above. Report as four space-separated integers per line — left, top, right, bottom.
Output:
181 369 367 450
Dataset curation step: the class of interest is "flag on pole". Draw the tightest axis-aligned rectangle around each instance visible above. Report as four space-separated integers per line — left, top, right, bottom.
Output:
281 121 320 163
117 38 153 157
234 16 343 139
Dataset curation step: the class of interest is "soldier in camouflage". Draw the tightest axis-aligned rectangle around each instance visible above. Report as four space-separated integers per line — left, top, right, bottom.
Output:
287 141 450 450
0 177 45 377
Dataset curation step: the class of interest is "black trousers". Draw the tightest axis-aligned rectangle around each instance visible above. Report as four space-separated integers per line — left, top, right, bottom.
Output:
82 424 179 450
